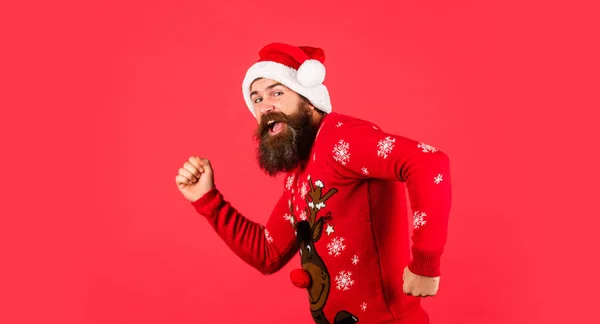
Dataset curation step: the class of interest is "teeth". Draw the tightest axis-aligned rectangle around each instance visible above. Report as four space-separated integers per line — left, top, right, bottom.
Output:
267 120 275 125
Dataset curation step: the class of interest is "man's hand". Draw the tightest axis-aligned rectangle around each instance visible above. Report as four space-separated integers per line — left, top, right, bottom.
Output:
402 266 440 297
175 156 214 202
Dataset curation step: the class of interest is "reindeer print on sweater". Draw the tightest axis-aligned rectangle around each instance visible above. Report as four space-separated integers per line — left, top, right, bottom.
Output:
290 176 358 324
290 176 359 324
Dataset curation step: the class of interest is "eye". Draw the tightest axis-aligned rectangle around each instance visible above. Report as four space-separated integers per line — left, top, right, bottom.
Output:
273 91 283 97
253 97 262 103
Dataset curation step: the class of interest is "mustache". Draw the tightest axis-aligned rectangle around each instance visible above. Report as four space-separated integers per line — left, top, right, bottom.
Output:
255 111 291 138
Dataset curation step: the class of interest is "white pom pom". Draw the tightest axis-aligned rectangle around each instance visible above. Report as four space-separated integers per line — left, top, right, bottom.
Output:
297 59 326 88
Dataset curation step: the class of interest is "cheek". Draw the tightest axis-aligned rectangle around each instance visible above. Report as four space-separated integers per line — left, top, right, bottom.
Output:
279 97 298 111
281 105 300 117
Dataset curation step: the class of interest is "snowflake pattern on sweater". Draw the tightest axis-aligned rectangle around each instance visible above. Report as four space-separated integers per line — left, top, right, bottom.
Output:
376 136 396 159
327 237 346 257
332 140 350 165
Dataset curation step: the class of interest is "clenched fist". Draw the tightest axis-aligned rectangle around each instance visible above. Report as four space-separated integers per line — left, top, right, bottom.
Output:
402 266 440 297
175 156 214 202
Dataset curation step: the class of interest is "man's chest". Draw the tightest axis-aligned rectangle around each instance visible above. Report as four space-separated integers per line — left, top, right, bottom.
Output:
285 166 339 221
283 165 371 240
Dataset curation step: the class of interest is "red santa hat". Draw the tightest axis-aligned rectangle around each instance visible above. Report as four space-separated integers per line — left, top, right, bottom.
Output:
242 43 332 117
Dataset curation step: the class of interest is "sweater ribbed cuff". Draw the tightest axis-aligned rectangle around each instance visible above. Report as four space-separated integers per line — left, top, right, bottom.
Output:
409 248 442 277
190 187 222 219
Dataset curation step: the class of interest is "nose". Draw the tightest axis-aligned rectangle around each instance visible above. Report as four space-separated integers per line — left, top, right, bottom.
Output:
260 103 275 116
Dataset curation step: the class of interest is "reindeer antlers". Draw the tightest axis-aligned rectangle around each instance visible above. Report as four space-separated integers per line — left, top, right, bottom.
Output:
305 176 338 226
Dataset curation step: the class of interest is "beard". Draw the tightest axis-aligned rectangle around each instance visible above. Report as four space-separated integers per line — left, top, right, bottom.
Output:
253 100 318 177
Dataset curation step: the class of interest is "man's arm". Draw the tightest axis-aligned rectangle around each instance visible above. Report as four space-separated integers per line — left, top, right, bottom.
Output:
191 186 299 275
326 117 452 277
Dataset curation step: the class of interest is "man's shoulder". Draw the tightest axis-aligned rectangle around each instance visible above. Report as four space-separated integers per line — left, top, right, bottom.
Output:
320 112 383 134
313 112 384 166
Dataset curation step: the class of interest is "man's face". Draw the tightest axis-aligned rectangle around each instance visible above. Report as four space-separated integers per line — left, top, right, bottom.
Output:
250 78 319 176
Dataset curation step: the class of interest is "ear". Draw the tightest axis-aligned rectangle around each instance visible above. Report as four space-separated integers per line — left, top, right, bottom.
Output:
312 217 325 242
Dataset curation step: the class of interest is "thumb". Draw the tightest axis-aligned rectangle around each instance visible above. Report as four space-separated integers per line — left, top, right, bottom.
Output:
197 157 213 174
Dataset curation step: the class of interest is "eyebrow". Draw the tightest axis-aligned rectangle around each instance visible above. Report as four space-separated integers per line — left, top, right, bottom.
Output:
250 82 284 97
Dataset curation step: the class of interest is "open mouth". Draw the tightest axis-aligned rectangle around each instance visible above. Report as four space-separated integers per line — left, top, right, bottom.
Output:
267 120 285 135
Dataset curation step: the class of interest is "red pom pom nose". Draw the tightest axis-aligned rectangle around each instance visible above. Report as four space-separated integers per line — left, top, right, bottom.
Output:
290 268 312 288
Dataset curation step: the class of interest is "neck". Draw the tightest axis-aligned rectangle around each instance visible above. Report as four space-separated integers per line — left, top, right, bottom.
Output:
312 111 325 126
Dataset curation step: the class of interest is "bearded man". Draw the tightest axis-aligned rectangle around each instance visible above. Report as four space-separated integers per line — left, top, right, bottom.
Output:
176 43 452 324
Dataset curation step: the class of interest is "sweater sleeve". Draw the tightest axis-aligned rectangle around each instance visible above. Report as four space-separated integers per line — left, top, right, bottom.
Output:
190 185 299 275
326 118 452 277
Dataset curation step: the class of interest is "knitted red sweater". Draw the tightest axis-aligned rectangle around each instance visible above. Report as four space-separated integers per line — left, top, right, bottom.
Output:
192 112 452 324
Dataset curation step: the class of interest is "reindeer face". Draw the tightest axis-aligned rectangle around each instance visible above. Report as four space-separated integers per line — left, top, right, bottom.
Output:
297 217 330 311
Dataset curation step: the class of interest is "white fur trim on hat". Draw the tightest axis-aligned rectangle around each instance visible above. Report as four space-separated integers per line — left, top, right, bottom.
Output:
242 61 332 118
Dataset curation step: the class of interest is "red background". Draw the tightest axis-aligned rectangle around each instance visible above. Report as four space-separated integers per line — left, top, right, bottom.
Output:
2 1 599 323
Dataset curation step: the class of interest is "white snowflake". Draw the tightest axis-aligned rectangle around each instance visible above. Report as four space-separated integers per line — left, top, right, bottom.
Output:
336 122 343 127
413 211 427 229
335 270 355 291
377 136 396 159
315 202 326 210
352 255 359 265
308 202 314 208
265 229 273 243
325 224 334 236
327 237 346 257
283 213 294 225
361 167 369 175
333 139 350 165
286 174 295 190
360 302 367 312
300 182 308 199
299 210 307 221
296 205 299 211
315 180 324 188
417 142 438 153
434 174 443 184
